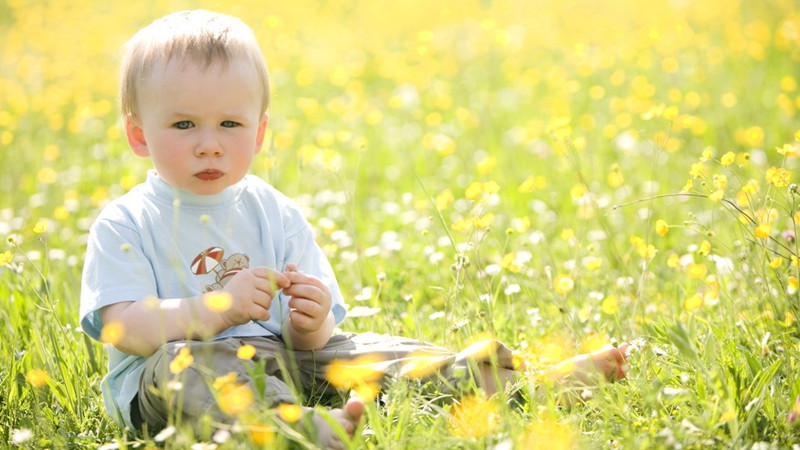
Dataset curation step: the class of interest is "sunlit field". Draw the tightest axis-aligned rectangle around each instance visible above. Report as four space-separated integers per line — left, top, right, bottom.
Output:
3 0 800 447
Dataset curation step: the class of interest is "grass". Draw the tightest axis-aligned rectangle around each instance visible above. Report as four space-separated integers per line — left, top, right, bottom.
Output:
2 0 800 447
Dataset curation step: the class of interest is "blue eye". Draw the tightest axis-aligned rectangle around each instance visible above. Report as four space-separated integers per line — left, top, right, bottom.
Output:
174 121 193 129
221 121 238 128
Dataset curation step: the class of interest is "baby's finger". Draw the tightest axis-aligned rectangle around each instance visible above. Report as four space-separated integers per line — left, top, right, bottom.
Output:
284 284 324 304
250 288 274 309
285 271 329 293
288 309 318 331
253 267 291 290
249 302 271 322
288 297 324 317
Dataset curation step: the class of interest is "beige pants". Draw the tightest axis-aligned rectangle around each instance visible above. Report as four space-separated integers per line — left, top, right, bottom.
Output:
133 332 514 431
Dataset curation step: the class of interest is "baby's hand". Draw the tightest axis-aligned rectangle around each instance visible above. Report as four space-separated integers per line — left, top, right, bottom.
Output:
282 265 332 334
217 267 290 326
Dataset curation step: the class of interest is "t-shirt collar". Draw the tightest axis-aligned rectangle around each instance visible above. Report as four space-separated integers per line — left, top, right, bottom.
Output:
147 170 244 207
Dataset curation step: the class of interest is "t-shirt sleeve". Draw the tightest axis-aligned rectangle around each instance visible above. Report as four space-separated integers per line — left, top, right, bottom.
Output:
281 225 347 325
79 217 159 341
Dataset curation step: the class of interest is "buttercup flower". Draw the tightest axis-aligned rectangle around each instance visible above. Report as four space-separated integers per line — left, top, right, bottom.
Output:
655 219 669 237
237 344 256 360
554 275 575 295
169 347 194 375
26 369 50 387
447 396 500 438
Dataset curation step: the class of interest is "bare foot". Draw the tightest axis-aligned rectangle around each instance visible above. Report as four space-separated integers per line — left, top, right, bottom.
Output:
544 343 629 386
305 398 365 450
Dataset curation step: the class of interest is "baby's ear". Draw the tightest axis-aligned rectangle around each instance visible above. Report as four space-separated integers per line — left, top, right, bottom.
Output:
125 118 149 157
254 113 269 154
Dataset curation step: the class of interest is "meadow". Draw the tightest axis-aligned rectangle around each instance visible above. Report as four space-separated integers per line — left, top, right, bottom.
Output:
2 0 800 448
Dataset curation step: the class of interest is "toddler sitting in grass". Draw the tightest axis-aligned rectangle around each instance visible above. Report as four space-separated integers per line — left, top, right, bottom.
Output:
79 9 628 448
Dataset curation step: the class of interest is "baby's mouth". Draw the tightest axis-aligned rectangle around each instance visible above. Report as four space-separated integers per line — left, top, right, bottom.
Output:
195 169 224 181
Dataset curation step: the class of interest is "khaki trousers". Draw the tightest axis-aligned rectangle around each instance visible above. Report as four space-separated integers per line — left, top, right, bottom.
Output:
133 332 514 432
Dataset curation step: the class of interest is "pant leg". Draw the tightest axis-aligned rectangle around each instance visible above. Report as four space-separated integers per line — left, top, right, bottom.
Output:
136 337 296 432
289 332 516 399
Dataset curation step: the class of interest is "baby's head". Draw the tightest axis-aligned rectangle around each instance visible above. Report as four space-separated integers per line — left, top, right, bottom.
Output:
120 10 270 122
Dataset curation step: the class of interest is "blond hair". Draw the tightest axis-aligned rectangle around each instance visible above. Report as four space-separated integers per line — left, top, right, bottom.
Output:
119 10 270 121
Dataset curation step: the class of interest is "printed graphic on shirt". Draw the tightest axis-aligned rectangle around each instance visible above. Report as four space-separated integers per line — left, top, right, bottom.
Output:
190 246 250 292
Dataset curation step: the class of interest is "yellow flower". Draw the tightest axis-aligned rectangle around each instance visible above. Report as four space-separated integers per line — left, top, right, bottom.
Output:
736 190 750 207
777 143 799 157
684 293 704 312
510 216 531 233
755 223 772 239
570 183 587 200
741 179 759 194
353 382 381 401
465 181 483 200
248 423 274 446
769 257 784 269
472 213 495 229
277 403 303 423
655 219 669 237
560 228 575 241
451 218 472 232
553 275 575 295
789 276 799 294
53 206 69 221
447 396 500 438
712 174 728 190
519 419 577 450
325 354 386 390
32 219 48 235
708 190 724 202
607 164 624 187
698 240 711 255
718 410 736 424
681 179 694 192
26 369 50 387
483 182 500 194
204 291 233 312
400 349 450 379
689 162 704 178
500 252 520 273
169 347 194 375
456 334 499 362
0 250 12 266
476 156 496 174
637 243 657 259
766 167 791 187
700 147 713 161
518 175 546 193
667 253 681 268
101 321 125 345
686 263 708 279
213 372 238 390
601 295 619 315
237 344 256 360
218 382 254 416
720 151 736 166
583 256 602 270
435 189 454 210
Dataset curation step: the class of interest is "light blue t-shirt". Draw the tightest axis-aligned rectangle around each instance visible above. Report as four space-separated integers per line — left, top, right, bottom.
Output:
79 171 347 429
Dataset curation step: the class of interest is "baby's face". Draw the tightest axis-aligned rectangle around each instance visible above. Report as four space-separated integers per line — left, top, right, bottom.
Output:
128 57 267 195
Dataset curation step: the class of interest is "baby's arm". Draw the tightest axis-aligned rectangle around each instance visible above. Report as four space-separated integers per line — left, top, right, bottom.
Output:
280 265 335 351
101 267 290 356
